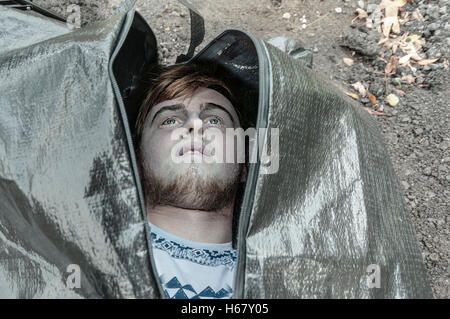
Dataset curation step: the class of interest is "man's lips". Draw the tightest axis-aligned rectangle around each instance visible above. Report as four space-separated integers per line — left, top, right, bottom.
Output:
177 140 213 157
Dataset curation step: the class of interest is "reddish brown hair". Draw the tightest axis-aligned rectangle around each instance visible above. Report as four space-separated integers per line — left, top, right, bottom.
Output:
135 63 235 144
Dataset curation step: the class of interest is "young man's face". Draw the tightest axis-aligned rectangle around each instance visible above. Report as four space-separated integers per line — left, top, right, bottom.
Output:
139 87 244 211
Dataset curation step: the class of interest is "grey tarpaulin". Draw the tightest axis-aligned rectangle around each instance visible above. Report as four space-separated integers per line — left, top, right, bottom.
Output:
267 36 313 68
0 4 159 298
0 2 432 298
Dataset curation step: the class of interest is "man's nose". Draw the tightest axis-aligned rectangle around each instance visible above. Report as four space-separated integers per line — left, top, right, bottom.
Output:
182 117 203 138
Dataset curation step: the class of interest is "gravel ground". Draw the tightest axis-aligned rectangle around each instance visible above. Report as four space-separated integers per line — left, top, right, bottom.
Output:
22 0 450 298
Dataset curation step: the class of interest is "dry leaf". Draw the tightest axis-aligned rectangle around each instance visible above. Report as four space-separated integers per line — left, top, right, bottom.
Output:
345 92 359 100
377 37 390 46
379 0 406 37
399 54 412 65
401 44 423 61
353 8 368 22
401 74 415 84
385 56 398 74
364 107 385 115
393 88 406 95
399 34 425 61
407 63 417 73
399 11 410 24
417 58 439 66
386 93 400 106
343 57 354 66
368 94 377 105
411 8 424 21
379 0 407 14
392 42 399 54
382 16 399 37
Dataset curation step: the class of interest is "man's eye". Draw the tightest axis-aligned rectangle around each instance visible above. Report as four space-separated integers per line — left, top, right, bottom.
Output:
161 118 178 126
207 118 222 125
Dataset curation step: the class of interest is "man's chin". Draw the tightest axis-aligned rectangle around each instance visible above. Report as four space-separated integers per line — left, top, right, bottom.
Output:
144 166 241 212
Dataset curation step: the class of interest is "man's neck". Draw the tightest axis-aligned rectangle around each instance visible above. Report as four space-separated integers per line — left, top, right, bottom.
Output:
147 203 234 244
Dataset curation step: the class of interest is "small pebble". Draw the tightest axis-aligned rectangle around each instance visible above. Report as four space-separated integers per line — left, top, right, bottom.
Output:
427 22 440 31
400 116 411 123
335 7 343 13
429 253 439 262
414 128 424 135
367 4 378 13
401 181 410 190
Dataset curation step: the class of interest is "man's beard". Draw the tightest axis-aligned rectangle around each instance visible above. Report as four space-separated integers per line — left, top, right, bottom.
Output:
139 156 242 211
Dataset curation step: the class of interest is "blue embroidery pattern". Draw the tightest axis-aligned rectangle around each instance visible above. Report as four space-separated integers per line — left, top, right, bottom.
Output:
150 231 237 269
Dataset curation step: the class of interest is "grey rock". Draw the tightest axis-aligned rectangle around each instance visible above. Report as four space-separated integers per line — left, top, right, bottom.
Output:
404 169 413 176
429 253 439 262
401 116 411 123
361 97 370 104
427 5 440 19
439 141 450 150
401 181 410 190
414 128 424 135
340 30 380 56
427 22 441 31
423 167 432 175
430 63 442 70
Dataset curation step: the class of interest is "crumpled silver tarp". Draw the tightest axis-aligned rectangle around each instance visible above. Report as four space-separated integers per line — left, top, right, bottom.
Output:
236 41 433 299
0 2 432 298
0 5 158 298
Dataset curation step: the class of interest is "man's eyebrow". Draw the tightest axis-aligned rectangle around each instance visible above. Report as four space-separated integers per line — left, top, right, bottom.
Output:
200 103 235 124
151 104 187 124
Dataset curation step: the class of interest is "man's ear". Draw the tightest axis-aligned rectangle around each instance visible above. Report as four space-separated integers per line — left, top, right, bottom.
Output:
240 164 247 183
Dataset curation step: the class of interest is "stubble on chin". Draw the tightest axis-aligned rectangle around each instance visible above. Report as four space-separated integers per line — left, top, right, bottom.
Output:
139 157 242 212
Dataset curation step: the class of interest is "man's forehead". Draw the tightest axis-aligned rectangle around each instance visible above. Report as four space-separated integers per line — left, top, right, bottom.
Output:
147 88 240 123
